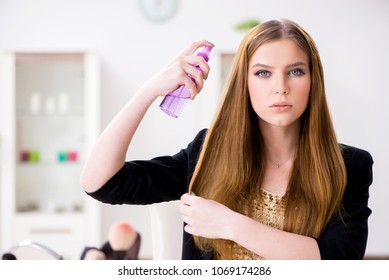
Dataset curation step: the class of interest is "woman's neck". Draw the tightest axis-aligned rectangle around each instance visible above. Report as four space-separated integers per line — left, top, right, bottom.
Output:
259 120 300 162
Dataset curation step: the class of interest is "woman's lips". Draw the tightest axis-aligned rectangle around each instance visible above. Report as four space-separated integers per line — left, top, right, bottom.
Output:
269 102 292 111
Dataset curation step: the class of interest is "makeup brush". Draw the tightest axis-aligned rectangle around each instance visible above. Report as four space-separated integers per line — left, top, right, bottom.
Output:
108 222 138 260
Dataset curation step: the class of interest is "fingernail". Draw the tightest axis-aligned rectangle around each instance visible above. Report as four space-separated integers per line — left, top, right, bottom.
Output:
191 191 196 196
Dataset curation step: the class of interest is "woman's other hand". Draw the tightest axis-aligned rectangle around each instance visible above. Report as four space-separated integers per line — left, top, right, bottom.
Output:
179 193 236 240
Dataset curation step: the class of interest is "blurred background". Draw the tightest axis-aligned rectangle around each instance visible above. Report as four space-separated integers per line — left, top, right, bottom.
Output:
0 0 388 259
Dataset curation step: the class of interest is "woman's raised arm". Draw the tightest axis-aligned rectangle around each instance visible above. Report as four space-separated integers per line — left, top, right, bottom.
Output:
80 40 212 193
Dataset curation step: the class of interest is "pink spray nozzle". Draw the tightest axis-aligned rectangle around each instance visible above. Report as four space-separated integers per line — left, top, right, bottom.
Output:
202 45 213 55
197 45 213 62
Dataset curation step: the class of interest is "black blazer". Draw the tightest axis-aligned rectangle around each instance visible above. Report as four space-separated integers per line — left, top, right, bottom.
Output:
87 129 373 260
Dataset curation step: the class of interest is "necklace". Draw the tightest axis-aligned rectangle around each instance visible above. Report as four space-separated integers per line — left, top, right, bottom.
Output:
267 154 295 168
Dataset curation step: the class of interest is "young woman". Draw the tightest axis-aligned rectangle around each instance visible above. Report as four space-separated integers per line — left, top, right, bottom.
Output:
80 19 373 260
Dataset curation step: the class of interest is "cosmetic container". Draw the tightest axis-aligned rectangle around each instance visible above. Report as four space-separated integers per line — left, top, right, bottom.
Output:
160 45 213 117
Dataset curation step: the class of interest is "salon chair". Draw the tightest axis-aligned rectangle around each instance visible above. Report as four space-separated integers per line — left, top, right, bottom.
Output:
149 200 183 259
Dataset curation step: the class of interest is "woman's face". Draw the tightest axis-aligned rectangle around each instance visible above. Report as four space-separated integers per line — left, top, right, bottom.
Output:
247 39 311 128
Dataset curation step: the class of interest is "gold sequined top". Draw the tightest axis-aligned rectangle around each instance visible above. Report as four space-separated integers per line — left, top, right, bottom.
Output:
230 189 287 260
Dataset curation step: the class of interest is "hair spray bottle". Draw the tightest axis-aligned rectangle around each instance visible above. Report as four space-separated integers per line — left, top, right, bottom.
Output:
160 45 213 118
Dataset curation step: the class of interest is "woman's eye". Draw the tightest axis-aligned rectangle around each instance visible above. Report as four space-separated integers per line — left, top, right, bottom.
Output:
289 68 305 76
255 70 270 77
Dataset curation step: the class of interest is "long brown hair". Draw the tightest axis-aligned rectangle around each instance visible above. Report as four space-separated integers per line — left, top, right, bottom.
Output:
189 19 347 259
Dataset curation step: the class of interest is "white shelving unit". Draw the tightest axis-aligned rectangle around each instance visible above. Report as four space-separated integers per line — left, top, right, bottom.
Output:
0 52 101 259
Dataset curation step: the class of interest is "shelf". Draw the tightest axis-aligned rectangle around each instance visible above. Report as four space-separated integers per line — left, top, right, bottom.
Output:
16 113 84 118
16 161 83 168
15 211 85 218
16 199 84 213
1 51 101 260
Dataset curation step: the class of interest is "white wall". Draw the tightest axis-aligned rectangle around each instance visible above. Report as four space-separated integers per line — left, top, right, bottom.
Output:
0 0 388 258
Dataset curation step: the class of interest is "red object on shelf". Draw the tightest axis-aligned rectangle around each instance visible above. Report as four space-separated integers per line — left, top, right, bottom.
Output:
19 150 29 162
68 151 78 161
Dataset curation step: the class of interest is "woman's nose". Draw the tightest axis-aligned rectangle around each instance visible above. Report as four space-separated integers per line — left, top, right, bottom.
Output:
274 75 289 95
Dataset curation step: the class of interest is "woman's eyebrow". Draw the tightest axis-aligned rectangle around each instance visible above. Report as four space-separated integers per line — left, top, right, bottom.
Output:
286 61 309 68
250 63 274 69
250 61 308 69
